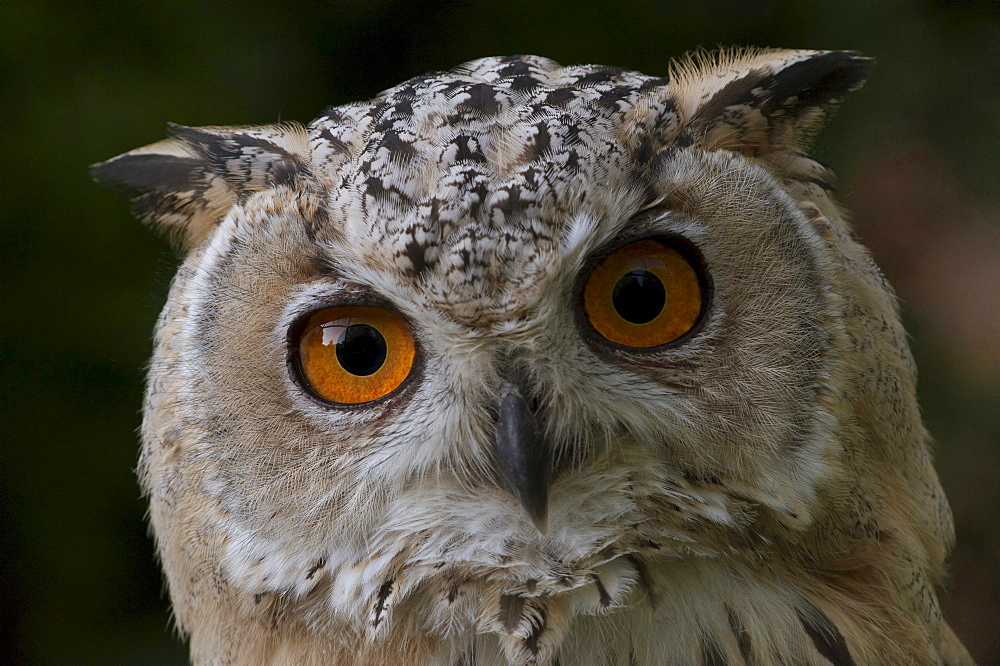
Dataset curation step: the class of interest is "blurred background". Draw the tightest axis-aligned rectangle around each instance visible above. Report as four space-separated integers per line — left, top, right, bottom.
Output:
2 1 997 663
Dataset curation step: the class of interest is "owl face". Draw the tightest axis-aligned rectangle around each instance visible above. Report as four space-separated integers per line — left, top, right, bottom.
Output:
94 51 965 665
169 81 830 598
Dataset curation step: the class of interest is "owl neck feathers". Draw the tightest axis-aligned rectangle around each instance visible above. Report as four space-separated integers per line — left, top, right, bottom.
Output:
189 549 917 665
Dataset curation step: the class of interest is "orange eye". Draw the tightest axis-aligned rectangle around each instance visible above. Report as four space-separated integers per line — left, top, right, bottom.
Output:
295 305 416 405
583 238 706 348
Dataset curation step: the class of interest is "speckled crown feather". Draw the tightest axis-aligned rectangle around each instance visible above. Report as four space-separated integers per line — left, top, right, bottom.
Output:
93 51 869 256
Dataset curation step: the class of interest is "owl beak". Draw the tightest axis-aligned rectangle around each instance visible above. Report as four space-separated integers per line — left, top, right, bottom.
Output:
494 383 550 535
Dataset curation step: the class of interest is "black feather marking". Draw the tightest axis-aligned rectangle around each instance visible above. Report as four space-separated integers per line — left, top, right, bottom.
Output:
726 605 754 665
575 66 627 86
316 127 350 154
519 122 551 163
457 83 500 116
639 76 670 91
372 579 394 629
499 594 525 634
701 633 727 666
696 52 871 124
453 134 488 163
378 129 417 161
402 238 428 275
596 85 634 110
524 605 547 657
673 128 696 148
591 574 612 608
759 52 872 116
497 58 535 78
305 557 326 580
796 605 855 666
90 152 201 197
798 176 836 192
545 87 577 107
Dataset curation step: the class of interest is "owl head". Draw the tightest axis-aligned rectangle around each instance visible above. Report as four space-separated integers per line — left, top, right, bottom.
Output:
93 50 965 664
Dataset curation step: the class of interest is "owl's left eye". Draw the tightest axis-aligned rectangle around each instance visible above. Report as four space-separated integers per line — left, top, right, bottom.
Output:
582 237 709 348
292 305 416 405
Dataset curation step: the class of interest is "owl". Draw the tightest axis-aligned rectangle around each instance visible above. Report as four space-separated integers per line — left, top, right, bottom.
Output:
92 49 973 665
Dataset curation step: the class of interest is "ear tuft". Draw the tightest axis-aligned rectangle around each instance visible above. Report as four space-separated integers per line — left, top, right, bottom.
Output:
166 122 311 192
670 48 873 156
90 137 234 251
91 123 310 252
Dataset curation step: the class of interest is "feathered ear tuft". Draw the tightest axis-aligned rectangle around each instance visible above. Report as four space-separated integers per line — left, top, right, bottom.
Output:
670 48 873 156
90 123 310 252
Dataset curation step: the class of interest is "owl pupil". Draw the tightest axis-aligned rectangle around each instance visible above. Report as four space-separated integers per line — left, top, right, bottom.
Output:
612 270 665 324
335 324 387 376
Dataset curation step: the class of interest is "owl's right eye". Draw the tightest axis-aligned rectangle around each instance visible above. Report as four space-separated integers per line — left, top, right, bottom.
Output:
292 305 416 405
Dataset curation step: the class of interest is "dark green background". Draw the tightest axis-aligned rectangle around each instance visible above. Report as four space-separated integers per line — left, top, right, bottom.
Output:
3 1 998 663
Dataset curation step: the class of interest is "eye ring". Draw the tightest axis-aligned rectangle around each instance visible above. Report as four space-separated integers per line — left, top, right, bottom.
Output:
288 304 418 406
580 235 712 350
